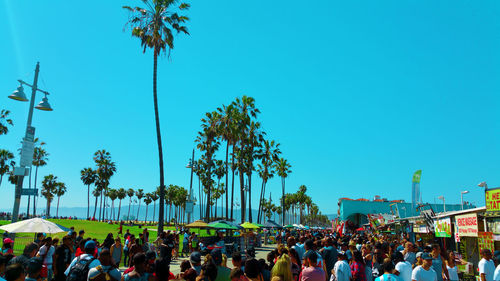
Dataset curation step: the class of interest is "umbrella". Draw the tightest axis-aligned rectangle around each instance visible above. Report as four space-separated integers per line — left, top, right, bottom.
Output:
284 224 294 228
356 227 365 232
186 220 210 228
263 220 282 229
240 222 260 229
208 221 240 230
0 218 66 234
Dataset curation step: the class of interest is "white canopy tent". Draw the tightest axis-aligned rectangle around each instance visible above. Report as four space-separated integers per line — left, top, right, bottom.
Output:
0 218 66 234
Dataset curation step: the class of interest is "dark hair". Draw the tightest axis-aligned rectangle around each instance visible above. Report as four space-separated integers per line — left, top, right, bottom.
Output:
304 239 314 250
5 263 24 281
0 255 6 266
306 251 318 264
244 258 261 279
23 243 39 255
232 251 242 263
180 260 191 273
183 268 197 281
289 248 301 267
391 251 404 263
99 249 111 257
133 253 146 265
154 258 170 281
202 262 218 281
258 259 269 271
352 250 365 265
230 268 244 280
382 260 395 273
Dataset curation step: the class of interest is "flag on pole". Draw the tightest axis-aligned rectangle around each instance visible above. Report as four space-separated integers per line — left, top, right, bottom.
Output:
412 170 422 211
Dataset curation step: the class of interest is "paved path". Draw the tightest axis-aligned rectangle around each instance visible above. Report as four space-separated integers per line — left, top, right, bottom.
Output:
169 245 276 275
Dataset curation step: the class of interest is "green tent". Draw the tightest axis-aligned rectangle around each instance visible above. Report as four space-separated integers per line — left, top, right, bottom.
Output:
208 221 240 230
241 222 260 229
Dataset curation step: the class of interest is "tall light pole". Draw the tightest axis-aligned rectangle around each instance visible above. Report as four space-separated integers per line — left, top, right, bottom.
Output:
8 62 53 223
437 196 446 212
186 149 195 223
460 190 469 210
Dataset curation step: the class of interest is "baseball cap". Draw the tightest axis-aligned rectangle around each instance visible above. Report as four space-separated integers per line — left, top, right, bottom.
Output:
3 238 13 244
211 248 222 265
79 230 85 234
416 252 423 259
84 240 96 249
421 252 433 260
190 252 201 264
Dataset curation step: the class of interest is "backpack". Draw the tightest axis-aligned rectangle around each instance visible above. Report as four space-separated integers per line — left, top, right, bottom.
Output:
66 256 96 281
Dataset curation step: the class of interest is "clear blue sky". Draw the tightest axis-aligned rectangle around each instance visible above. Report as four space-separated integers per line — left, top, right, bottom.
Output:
1 0 499 216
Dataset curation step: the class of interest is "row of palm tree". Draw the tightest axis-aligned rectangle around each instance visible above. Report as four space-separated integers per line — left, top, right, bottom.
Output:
193 96 294 224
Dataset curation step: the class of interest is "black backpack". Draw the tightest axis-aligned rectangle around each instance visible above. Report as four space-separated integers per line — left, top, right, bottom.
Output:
66 256 95 281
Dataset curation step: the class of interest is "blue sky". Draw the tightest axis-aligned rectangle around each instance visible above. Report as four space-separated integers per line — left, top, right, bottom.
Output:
1 0 499 216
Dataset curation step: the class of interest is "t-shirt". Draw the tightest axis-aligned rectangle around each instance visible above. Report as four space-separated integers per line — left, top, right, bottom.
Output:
395 261 411 281
38 245 56 268
404 252 416 265
479 258 495 281
493 264 500 281
55 245 73 272
214 266 231 281
88 265 122 281
375 274 400 281
301 266 326 281
333 260 351 281
322 246 338 277
295 244 306 260
411 266 437 281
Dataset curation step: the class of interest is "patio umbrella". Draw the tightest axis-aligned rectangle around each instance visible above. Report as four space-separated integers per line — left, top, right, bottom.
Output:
263 220 282 229
284 224 294 228
240 222 260 229
208 221 240 230
186 220 210 228
0 218 66 234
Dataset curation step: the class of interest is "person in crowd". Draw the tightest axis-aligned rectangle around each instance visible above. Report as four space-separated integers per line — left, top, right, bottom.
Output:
211 249 231 281
2 239 14 255
25 257 43 281
128 239 144 267
190 252 202 275
230 268 247 281
300 251 325 281
64 240 100 276
403 243 416 265
232 252 244 271
197 263 218 281
110 238 123 268
102 234 114 251
54 236 73 281
34 234 44 246
4 264 24 281
320 238 337 280
493 250 500 281
288 249 301 281
123 235 134 267
271 254 292 281
445 251 466 281
122 253 149 281
88 249 122 281
393 251 411 281
411 253 437 281
479 249 495 281
8 243 39 268
38 237 55 281
350 250 366 281
76 231 85 245
430 244 448 281
0 255 8 281
154 258 171 281
332 252 351 281
374 260 399 281
244 259 261 281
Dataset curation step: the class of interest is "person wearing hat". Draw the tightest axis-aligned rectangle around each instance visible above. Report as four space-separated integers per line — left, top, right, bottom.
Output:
64 240 100 276
478 249 495 281
411 253 437 281
2 239 13 255
189 252 202 275
211 248 231 281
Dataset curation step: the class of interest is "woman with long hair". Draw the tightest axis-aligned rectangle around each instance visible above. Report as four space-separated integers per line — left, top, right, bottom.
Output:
445 251 466 281
350 250 367 281
289 248 301 281
271 254 293 281
430 244 449 281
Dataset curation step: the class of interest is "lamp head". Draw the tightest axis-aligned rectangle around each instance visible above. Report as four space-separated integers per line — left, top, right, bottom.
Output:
35 96 53 111
9 85 28 102
437 196 444 200
478 182 487 188
461 190 469 194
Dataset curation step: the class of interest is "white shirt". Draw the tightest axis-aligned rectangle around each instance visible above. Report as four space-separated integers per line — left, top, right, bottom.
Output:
411 265 437 281
445 265 458 281
64 254 101 276
479 258 495 281
395 261 412 281
38 245 55 268
493 264 500 281
333 260 351 281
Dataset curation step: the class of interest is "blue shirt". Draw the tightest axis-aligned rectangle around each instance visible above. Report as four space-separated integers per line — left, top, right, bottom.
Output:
375 274 401 281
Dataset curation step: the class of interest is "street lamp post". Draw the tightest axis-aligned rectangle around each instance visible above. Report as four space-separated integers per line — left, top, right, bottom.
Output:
437 196 446 212
8 62 53 223
460 190 469 210
186 149 195 223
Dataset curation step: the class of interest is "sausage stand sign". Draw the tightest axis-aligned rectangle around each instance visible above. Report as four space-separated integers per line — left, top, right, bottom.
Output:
485 187 500 212
455 213 478 237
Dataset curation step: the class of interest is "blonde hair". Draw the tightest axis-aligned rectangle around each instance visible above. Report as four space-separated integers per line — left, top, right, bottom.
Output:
271 254 292 281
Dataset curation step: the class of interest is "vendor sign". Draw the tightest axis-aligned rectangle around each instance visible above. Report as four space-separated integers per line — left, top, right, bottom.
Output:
486 188 500 212
455 213 478 237
434 217 452 237
478 232 494 254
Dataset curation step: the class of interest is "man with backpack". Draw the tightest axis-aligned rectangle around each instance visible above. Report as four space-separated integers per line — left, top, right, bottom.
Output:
87 250 121 281
64 241 100 281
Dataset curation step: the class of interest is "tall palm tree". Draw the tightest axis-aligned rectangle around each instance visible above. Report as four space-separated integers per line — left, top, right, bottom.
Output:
0 149 14 187
256 140 280 223
275 158 291 226
136 189 144 221
55 182 67 217
123 0 190 233
0 109 13 136
94 150 116 221
41 174 58 217
107 189 118 221
144 193 153 222
116 188 127 221
92 188 101 219
126 188 135 221
80 168 97 219
32 144 49 216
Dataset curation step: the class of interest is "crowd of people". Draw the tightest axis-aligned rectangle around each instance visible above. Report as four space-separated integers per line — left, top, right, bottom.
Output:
0 227 499 281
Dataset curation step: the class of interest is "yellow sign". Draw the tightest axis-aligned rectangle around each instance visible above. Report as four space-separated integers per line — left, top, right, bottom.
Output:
486 188 500 212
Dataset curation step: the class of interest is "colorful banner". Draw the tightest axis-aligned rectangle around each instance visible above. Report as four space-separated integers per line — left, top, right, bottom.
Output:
434 217 452 237
412 170 422 210
478 232 494 254
485 188 500 212
455 213 478 237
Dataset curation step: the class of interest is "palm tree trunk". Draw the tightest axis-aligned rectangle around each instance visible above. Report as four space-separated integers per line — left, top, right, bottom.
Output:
230 149 235 220
127 198 132 221
93 195 98 219
198 177 202 220
151 50 166 233
239 171 245 223
118 200 122 221
137 202 141 221
282 177 285 226
0 175 3 187
99 192 103 221
248 173 252 222
225 142 229 219
205 153 212 221
257 180 265 223
46 199 51 217
153 202 156 223
56 196 60 217
33 166 39 216
145 205 148 222
87 185 90 219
